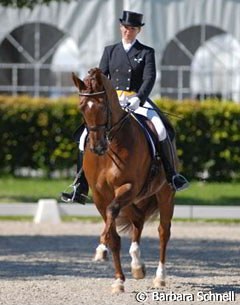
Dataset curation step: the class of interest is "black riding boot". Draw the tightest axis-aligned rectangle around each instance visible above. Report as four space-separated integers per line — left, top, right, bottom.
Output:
61 152 89 204
158 137 189 191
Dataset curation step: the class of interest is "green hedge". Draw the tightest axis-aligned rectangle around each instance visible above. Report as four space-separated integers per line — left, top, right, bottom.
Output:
0 95 239 180
0 95 82 176
155 98 240 180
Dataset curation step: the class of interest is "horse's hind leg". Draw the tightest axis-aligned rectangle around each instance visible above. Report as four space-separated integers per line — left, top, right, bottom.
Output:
126 204 146 279
153 186 174 288
94 241 109 261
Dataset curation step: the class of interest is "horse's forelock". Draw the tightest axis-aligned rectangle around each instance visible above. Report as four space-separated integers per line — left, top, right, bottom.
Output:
88 68 102 79
83 68 103 92
82 68 119 106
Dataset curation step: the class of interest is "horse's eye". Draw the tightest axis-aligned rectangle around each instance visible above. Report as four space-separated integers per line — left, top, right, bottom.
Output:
79 99 86 110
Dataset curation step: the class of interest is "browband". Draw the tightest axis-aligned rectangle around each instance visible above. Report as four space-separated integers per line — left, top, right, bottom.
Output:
78 90 106 96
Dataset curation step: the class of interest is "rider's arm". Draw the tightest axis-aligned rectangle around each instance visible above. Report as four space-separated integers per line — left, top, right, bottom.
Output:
99 47 110 77
137 48 156 105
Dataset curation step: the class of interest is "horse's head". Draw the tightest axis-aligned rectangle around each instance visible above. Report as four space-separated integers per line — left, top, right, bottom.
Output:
72 68 110 156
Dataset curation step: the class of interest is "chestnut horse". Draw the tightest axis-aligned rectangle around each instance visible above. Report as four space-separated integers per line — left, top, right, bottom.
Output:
72 68 176 293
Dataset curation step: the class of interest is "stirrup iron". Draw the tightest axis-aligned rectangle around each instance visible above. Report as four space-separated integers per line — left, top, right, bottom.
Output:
171 174 189 192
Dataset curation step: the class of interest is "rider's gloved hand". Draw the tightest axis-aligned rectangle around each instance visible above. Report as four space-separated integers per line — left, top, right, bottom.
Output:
118 92 128 107
127 96 140 111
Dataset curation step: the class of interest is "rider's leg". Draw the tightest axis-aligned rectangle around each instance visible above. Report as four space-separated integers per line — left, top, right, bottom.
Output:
134 102 189 191
61 128 89 204
157 136 189 191
61 151 89 204
146 98 176 140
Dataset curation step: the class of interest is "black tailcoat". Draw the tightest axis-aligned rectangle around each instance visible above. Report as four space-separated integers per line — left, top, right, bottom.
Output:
99 40 156 105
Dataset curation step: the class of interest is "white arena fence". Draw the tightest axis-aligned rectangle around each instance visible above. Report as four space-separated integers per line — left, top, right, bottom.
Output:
1 63 240 101
0 203 239 219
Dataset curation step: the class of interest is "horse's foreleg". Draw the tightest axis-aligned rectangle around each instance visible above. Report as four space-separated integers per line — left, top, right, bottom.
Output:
101 183 134 244
98 199 124 293
101 184 135 293
153 190 174 288
108 226 125 293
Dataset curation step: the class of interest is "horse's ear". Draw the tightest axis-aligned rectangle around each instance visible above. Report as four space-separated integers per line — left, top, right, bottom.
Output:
72 72 86 90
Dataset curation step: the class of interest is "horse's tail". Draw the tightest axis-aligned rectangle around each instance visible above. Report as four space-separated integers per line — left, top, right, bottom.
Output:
116 195 159 235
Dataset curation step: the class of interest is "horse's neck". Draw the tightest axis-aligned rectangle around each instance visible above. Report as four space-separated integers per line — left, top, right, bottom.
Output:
110 99 126 125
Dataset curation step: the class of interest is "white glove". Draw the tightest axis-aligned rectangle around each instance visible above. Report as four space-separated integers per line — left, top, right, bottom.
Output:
118 93 129 107
127 96 140 111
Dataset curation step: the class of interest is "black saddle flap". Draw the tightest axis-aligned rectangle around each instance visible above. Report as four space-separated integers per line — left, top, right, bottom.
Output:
132 113 158 158
134 113 158 146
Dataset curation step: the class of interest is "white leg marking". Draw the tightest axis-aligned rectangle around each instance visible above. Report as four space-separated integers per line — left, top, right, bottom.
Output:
156 261 166 281
94 243 108 261
153 261 166 287
111 278 124 293
129 241 142 268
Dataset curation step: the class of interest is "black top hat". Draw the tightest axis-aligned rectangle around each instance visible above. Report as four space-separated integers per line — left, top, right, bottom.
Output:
119 11 145 27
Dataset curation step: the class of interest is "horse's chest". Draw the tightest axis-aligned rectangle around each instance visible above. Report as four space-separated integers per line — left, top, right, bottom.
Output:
107 167 122 183
84 149 130 190
94 167 122 192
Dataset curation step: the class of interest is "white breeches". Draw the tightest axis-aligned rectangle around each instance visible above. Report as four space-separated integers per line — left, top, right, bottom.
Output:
79 98 167 151
79 128 88 151
134 101 166 141
118 91 166 141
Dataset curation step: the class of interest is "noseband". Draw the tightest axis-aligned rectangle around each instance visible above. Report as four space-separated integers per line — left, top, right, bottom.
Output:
78 90 129 141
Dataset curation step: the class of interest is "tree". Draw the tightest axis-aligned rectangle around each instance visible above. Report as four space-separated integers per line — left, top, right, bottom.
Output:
0 0 72 9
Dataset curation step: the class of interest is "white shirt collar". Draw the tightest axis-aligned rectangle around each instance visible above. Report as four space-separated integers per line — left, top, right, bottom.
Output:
122 39 136 52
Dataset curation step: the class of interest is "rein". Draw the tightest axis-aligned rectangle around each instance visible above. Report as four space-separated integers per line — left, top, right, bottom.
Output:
141 105 183 120
107 112 130 141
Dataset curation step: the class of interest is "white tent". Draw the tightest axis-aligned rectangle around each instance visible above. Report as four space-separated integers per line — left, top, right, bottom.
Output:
1 0 240 100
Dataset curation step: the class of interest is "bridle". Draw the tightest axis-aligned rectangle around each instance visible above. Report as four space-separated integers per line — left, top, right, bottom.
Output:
79 90 111 132
78 90 129 141
79 91 105 97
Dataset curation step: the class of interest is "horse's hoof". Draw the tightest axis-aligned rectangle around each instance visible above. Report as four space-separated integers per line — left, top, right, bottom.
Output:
93 249 109 262
131 264 146 279
153 277 166 288
111 279 125 294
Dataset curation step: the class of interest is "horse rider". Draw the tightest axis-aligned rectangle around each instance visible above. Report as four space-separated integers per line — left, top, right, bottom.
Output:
61 10 189 204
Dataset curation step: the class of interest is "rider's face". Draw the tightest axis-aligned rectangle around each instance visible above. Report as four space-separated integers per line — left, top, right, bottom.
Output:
120 24 141 43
